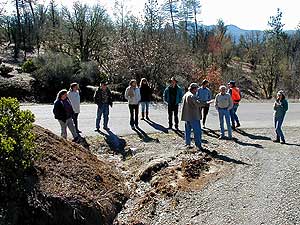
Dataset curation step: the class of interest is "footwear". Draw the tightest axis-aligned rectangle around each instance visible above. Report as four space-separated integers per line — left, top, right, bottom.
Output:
131 126 135 129
103 127 110 131
175 125 179 130
272 139 280 143
280 140 286 144
76 130 82 133
146 112 150 120
168 125 172 129
72 136 80 142
141 112 145 120
236 123 241 128
219 136 225 140
95 128 100 132
185 144 194 149
231 125 236 130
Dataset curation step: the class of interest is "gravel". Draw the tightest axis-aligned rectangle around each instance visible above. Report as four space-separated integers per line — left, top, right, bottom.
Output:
113 127 300 225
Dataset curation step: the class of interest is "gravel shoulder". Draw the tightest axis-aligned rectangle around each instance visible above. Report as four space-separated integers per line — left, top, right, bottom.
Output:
88 127 300 225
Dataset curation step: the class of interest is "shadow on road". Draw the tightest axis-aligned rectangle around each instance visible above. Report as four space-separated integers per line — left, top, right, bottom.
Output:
283 142 300 147
173 129 185 139
232 138 264 149
235 129 272 141
97 130 126 156
144 119 169 133
133 126 160 143
202 128 220 138
203 148 250 165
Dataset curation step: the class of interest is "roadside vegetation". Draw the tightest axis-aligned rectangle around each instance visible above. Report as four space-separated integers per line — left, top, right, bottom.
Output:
0 1 300 102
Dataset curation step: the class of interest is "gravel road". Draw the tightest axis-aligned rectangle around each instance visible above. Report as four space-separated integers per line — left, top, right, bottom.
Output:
126 128 300 225
21 102 300 136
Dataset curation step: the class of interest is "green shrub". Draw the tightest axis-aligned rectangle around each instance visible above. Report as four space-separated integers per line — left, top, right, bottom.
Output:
21 59 37 73
33 53 79 102
0 97 36 177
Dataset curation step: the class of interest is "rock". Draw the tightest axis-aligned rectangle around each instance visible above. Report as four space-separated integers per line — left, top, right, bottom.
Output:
137 160 168 182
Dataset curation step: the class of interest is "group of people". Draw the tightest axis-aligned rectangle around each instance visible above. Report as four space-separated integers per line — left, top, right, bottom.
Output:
52 78 289 149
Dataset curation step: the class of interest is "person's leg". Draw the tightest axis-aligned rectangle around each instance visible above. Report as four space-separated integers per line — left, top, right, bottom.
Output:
66 118 78 139
72 113 79 132
185 121 192 146
274 117 280 141
129 105 134 127
230 108 235 128
233 104 240 126
224 110 232 139
202 106 209 127
140 102 145 119
174 104 179 129
275 116 285 142
96 104 103 130
218 109 225 138
58 120 67 139
145 101 150 119
168 105 173 128
103 104 109 129
191 120 202 148
134 104 139 126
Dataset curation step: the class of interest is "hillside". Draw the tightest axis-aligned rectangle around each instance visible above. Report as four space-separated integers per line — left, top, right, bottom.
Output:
1 125 129 225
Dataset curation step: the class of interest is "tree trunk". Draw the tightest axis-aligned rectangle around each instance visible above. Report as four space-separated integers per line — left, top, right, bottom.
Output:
14 0 21 59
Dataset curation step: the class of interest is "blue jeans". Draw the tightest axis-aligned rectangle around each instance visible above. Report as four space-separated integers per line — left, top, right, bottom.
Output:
185 120 202 148
96 103 109 129
218 108 232 138
140 101 150 113
274 116 285 141
230 104 240 126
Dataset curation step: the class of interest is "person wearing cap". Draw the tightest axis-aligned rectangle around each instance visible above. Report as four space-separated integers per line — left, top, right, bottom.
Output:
67 82 81 133
94 82 113 132
215 85 233 140
125 79 141 129
273 90 288 144
163 77 184 130
181 83 208 149
228 80 241 129
196 79 212 128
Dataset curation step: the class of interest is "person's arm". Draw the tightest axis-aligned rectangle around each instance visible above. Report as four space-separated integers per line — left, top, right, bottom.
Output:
94 89 99 104
163 88 168 103
179 87 184 102
208 89 212 101
228 96 234 110
283 100 288 112
124 87 129 100
192 95 207 107
214 95 219 110
136 88 141 102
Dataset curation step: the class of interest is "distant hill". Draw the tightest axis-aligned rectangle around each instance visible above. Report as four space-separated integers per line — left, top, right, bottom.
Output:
225 24 296 42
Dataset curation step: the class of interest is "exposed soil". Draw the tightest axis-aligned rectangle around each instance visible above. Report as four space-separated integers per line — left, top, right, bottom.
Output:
1 125 129 225
87 126 300 225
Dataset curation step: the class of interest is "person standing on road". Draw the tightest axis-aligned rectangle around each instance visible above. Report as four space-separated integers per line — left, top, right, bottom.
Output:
67 83 81 133
163 77 184 130
215 85 233 140
125 79 141 129
273 90 288 144
53 89 79 142
181 83 208 150
196 79 212 128
139 78 152 120
228 80 241 130
94 82 113 132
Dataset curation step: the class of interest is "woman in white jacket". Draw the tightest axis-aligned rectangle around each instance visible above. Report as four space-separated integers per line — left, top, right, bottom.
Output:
67 83 81 133
125 79 141 129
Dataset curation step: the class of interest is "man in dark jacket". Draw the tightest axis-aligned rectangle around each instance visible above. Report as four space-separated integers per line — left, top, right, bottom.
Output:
163 77 184 129
94 82 113 132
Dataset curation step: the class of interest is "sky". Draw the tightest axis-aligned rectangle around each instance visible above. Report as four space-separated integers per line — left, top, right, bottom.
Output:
2 0 300 30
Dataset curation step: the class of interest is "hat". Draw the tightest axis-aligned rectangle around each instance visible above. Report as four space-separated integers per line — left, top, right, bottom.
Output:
170 77 177 82
228 80 236 86
202 79 209 85
189 83 199 90
277 90 284 95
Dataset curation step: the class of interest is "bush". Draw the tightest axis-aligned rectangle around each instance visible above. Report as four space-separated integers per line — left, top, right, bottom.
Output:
33 53 79 102
0 98 36 177
22 59 37 73
0 64 13 77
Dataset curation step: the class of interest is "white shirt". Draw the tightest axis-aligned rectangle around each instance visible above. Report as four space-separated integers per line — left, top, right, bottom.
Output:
67 90 80 113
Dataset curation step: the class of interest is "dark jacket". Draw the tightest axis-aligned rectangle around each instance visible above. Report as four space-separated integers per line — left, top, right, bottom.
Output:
53 99 74 122
163 85 184 105
94 87 113 106
140 85 152 102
